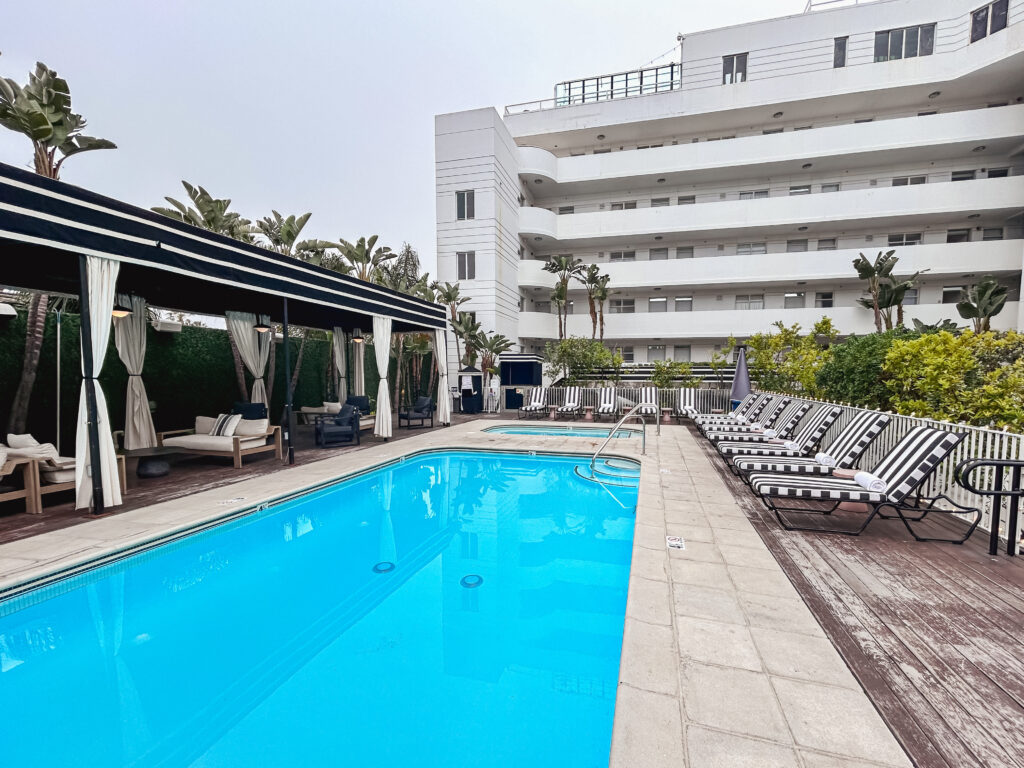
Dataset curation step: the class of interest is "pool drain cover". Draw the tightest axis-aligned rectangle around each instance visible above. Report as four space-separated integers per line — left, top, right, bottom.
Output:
373 561 396 573
460 574 484 588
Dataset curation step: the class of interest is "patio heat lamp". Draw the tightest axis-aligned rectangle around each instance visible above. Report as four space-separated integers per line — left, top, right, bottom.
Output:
254 320 271 333
111 300 132 318
352 328 364 343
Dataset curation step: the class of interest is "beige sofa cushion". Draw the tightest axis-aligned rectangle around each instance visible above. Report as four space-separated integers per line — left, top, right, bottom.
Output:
234 418 269 437
162 434 268 452
195 415 217 434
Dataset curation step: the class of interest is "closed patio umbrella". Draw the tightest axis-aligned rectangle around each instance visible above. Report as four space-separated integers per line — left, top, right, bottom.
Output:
730 345 752 411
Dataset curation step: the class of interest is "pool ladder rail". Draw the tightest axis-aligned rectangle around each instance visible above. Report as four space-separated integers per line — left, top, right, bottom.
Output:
591 402 659 471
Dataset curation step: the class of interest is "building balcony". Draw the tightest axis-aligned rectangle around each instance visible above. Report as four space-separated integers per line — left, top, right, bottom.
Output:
516 239 1024 291
519 177 1024 248
516 301 1021 341
517 105 1024 196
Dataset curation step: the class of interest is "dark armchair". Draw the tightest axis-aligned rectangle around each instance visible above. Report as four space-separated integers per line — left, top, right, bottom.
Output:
345 395 371 414
399 396 435 429
315 405 361 447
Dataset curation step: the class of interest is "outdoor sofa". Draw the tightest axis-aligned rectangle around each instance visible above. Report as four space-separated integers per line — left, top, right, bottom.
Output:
158 411 282 468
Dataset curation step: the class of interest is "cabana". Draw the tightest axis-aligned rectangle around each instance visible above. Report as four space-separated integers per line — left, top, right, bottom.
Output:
0 162 450 514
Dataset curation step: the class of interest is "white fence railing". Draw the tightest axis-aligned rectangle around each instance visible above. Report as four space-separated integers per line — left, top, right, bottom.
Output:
761 391 1024 552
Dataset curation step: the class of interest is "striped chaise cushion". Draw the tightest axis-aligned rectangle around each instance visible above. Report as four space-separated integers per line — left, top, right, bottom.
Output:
675 387 699 416
788 405 842 452
596 388 616 413
522 388 547 410
697 395 774 433
558 387 580 411
713 404 829 456
750 425 963 504
637 387 658 416
704 398 791 437
693 393 761 425
732 410 890 475
733 455 837 475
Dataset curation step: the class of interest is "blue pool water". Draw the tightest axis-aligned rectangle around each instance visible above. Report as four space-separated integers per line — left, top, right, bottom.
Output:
485 425 639 439
0 451 639 767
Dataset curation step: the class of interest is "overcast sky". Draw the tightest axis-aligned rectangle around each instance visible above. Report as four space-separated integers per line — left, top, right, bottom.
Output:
2 0 801 277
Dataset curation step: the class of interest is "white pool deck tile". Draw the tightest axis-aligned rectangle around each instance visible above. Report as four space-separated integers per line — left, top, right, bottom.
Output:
0 420 911 767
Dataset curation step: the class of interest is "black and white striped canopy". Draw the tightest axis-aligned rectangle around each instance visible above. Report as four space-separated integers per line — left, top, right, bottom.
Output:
0 162 446 332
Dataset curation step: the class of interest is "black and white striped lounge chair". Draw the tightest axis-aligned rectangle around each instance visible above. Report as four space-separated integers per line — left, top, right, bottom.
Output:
706 401 810 445
696 396 775 437
673 387 703 421
731 410 891 480
517 387 548 419
749 425 981 542
692 393 761 427
703 397 791 438
594 387 618 421
636 387 659 418
557 387 582 419
717 405 842 468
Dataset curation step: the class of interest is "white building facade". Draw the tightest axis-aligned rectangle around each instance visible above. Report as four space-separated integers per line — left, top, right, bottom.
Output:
435 0 1024 369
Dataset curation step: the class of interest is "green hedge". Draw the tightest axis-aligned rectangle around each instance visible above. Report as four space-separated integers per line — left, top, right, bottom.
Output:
0 312 397 446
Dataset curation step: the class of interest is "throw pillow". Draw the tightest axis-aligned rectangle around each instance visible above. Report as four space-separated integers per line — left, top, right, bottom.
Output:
232 401 267 420
208 413 241 437
6 433 39 449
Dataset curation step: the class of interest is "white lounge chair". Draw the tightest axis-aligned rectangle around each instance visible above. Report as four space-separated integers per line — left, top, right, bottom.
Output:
517 388 548 419
594 387 618 421
557 387 582 419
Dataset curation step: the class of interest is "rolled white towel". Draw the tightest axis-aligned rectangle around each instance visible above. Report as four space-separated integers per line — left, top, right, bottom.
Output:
750 422 763 430
854 471 887 493
734 414 747 424
815 452 836 467
784 441 801 451
763 428 778 438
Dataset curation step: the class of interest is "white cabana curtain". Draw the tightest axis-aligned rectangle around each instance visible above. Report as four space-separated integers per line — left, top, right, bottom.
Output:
76 256 123 509
113 294 157 450
433 328 452 425
353 337 365 396
226 311 271 407
373 315 393 438
332 327 348 403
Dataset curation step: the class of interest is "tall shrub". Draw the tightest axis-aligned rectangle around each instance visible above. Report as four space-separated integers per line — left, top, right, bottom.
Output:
816 329 917 409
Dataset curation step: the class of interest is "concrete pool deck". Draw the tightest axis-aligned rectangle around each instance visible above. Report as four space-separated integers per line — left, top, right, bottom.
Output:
0 420 909 767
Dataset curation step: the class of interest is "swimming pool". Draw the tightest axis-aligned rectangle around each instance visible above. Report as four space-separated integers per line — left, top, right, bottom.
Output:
485 425 640 439
0 450 638 767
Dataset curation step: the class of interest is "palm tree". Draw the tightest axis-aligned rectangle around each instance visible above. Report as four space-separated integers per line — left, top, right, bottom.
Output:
852 250 898 333
957 276 1008 332
1 60 116 434
477 332 514 388
378 242 421 287
857 271 924 330
594 274 612 342
575 264 604 339
153 182 257 242
338 235 396 282
550 282 567 340
542 255 583 341
433 281 470 369
452 312 482 367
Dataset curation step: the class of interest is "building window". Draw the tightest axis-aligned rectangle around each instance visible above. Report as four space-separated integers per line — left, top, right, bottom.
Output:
787 239 808 253
815 291 834 308
649 297 668 313
735 294 764 310
888 233 922 247
942 286 965 304
678 195 696 205
737 242 767 255
893 176 926 186
817 238 838 251
675 296 693 312
854 118 874 123
676 246 694 259
983 227 1004 240
987 168 1009 178
763 128 784 135
649 247 669 260
456 190 475 220
534 300 551 313
821 183 840 193
610 299 635 314
618 346 634 363
636 144 663 150
972 0 1008 42
593 148 611 154
903 288 919 306
789 185 812 195
918 110 938 116
722 53 748 84
673 345 692 362
565 300 574 315
647 345 666 361
952 170 976 181
557 205 574 215
610 201 637 210
947 229 971 243
610 251 636 262
784 292 806 309
874 24 935 61
794 125 813 131
457 251 476 280
651 198 670 208
834 37 848 68
739 189 769 200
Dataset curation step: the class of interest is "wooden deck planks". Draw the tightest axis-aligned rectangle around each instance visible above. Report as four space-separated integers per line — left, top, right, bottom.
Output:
701 435 1024 768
